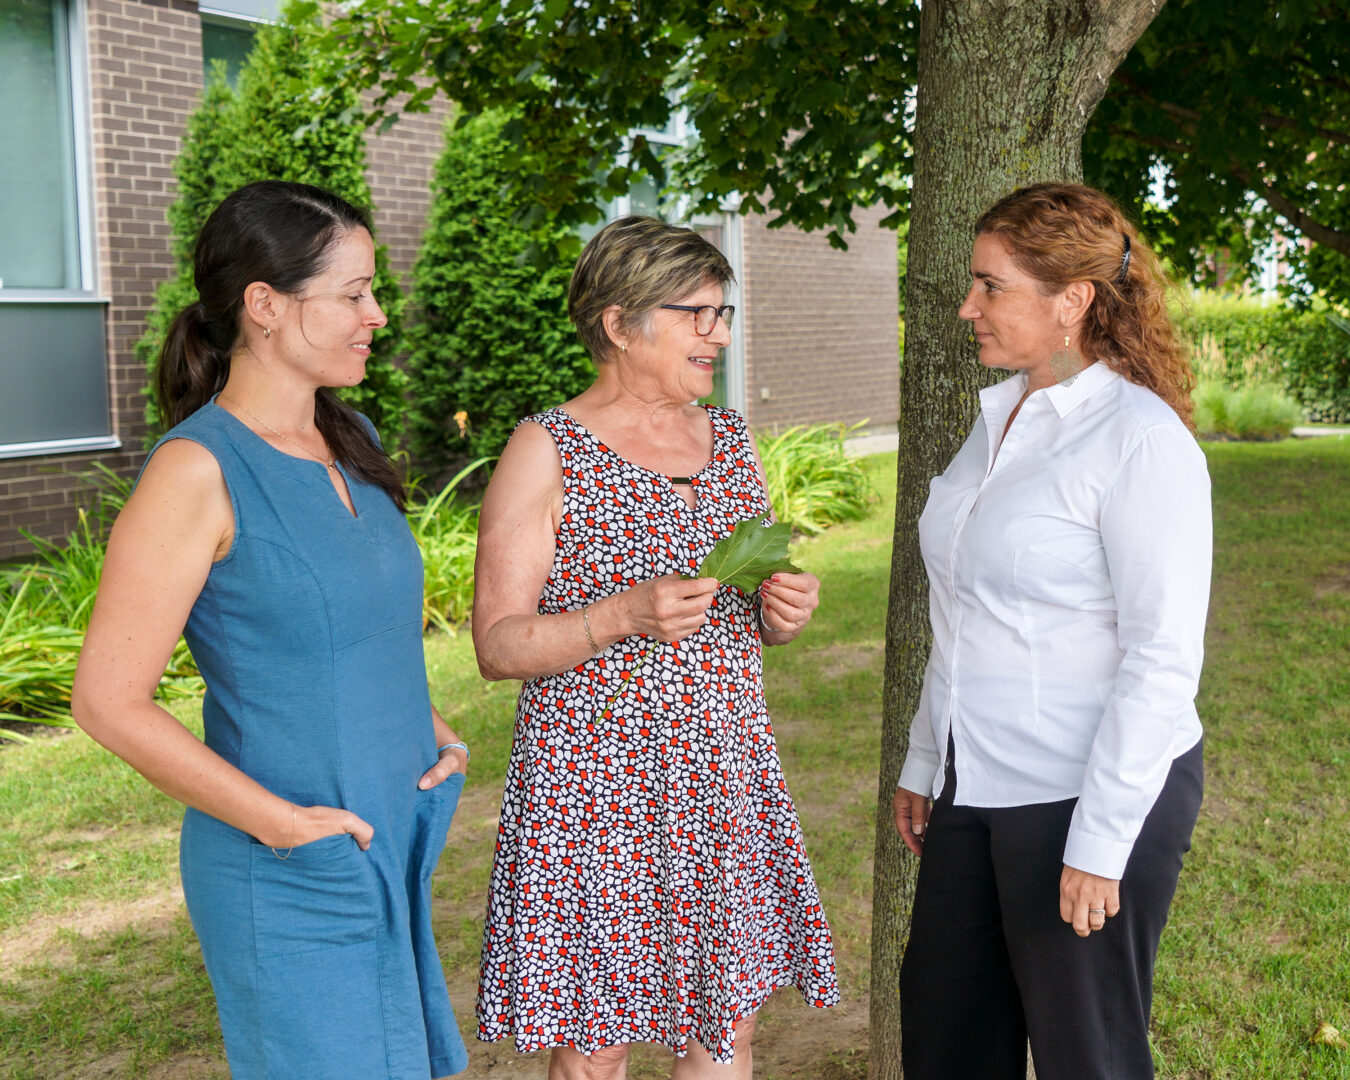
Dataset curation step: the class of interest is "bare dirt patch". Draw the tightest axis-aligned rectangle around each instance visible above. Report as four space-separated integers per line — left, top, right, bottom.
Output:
0 720 76 748
813 641 885 682
1313 564 1350 600
0 885 184 978
448 987 870 1079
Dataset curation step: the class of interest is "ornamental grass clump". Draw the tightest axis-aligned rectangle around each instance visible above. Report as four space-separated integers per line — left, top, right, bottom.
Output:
757 422 875 535
1193 381 1303 441
407 459 491 634
0 575 83 739
0 466 205 739
2 464 129 634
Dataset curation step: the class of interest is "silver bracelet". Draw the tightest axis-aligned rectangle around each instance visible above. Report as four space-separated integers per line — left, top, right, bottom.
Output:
759 606 783 634
582 605 601 654
271 802 296 860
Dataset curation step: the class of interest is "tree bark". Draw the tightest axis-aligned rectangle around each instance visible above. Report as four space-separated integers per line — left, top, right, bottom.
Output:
868 3 1163 1078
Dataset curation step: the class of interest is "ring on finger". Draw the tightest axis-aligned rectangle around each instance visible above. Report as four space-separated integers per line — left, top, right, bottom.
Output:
1088 908 1106 916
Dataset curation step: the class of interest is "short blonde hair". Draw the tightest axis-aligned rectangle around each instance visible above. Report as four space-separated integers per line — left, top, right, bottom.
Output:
568 216 735 363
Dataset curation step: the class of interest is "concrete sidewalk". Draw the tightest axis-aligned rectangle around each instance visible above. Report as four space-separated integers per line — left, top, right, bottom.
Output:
845 430 900 457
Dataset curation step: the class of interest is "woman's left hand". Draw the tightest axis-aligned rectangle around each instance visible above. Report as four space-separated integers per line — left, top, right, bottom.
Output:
1059 864 1121 937
759 572 820 641
418 744 468 790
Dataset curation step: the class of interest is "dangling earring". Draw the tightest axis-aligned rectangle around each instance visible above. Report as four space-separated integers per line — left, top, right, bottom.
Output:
1049 332 1084 386
262 326 272 339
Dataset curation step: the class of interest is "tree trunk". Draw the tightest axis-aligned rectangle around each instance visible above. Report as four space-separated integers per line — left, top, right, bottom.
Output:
868 3 1164 1078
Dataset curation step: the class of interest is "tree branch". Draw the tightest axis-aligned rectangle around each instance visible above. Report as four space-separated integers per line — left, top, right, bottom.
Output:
1231 166 1350 256
1112 70 1350 146
1106 125 1193 154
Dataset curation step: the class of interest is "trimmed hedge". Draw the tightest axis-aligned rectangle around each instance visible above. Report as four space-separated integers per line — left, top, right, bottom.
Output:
1176 292 1350 423
405 110 594 471
135 3 407 442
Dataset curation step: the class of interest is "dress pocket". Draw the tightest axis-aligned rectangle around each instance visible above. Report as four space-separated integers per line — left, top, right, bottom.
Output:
255 937 389 1079
412 772 465 885
248 831 378 960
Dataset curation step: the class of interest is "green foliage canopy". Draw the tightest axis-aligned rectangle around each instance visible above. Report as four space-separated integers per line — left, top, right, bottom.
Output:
405 110 594 468
1178 293 1350 422
322 0 916 252
138 3 407 440
1085 0 1350 307
322 0 1349 305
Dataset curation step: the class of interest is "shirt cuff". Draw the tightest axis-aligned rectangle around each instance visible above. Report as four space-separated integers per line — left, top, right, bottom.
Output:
1062 827 1134 880
898 749 941 795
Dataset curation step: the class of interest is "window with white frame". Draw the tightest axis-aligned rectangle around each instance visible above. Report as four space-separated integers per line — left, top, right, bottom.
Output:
1 0 85 292
199 0 280 87
0 0 116 457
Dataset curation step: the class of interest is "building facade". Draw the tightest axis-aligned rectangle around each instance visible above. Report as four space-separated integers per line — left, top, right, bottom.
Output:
0 0 898 560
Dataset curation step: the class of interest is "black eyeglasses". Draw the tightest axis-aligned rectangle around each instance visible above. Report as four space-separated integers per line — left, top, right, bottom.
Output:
659 304 736 335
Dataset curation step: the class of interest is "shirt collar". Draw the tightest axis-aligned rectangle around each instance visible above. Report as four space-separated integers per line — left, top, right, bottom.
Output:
1041 359 1120 417
979 361 1121 437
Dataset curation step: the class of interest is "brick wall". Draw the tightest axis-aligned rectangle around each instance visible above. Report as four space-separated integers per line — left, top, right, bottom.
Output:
365 99 453 281
0 0 199 560
740 205 900 434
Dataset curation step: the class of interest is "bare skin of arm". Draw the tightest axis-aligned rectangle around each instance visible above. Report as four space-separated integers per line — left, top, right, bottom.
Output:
72 440 372 849
472 421 720 683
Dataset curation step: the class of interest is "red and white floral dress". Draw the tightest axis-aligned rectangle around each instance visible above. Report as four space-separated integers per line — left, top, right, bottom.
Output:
476 406 839 1063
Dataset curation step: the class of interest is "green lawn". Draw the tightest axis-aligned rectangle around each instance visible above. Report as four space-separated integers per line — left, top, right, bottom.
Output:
2 439 1348 1078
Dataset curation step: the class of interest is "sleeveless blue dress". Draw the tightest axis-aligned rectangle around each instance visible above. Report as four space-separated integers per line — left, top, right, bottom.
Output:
150 400 468 1079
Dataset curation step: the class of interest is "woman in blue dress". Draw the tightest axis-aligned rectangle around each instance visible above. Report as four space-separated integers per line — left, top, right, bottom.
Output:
72 181 470 1080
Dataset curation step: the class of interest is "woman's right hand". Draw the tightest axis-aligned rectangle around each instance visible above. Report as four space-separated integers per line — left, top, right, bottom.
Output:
280 804 375 851
616 574 720 643
893 786 931 856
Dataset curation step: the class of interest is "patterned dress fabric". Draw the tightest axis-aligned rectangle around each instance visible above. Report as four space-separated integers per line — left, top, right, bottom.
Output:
476 406 839 1063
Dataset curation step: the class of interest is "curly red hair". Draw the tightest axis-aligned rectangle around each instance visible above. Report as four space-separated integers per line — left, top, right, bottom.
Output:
975 183 1195 430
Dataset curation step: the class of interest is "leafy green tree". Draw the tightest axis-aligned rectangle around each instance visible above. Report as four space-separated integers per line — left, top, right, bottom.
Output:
406 109 594 470
322 0 916 253
1085 0 1350 307
323 0 1348 309
137 3 407 441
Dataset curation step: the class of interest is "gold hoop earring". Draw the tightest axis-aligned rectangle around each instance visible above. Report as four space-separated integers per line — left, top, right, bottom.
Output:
1049 333 1084 386
263 326 272 339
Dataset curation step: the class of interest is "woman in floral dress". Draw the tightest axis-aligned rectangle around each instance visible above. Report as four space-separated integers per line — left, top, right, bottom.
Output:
472 216 838 1078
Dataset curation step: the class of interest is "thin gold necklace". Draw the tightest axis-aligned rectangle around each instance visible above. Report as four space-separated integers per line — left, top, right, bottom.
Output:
218 393 336 470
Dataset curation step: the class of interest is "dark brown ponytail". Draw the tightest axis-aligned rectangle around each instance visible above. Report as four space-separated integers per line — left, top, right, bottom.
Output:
156 301 233 428
155 181 406 509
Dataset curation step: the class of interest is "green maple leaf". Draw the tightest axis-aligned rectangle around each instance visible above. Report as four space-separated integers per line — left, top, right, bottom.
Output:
597 515 801 721
690 516 802 595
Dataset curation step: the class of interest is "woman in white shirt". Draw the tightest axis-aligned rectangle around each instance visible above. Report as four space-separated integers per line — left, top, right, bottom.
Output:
893 183 1210 1080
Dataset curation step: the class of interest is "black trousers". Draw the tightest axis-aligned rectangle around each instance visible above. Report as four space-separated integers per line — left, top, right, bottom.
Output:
899 738 1203 1080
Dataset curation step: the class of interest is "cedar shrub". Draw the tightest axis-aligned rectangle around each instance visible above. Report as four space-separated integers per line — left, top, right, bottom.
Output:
406 109 593 472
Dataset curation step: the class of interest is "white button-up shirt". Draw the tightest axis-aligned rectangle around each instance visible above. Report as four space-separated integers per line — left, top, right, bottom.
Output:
898 362 1211 879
